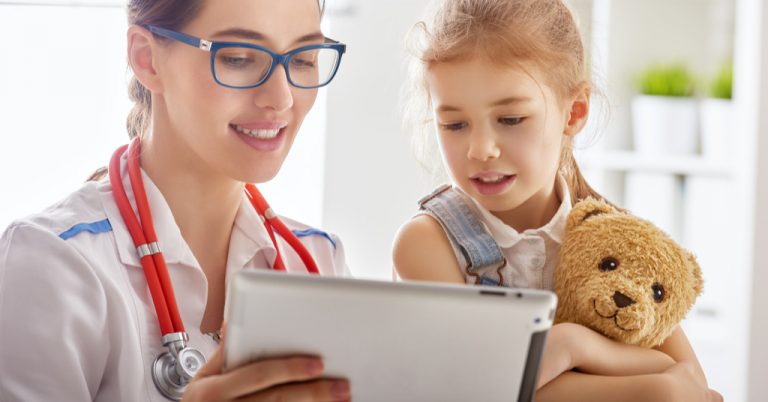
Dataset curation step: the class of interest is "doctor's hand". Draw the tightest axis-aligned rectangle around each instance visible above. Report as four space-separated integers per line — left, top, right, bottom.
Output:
182 335 351 402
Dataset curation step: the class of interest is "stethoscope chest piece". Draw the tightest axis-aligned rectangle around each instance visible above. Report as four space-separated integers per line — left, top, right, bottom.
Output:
152 332 206 401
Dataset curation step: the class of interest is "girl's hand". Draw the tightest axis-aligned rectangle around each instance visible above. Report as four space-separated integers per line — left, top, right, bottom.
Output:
537 322 679 389
661 362 723 402
536 323 581 389
182 330 351 402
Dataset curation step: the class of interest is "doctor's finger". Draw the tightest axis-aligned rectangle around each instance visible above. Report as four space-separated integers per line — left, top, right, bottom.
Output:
194 322 228 379
240 379 351 402
209 356 326 399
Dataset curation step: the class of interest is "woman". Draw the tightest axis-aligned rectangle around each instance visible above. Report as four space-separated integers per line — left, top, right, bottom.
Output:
0 0 351 401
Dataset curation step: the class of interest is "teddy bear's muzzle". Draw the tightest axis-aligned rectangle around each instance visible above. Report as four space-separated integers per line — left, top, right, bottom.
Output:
592 294 652 337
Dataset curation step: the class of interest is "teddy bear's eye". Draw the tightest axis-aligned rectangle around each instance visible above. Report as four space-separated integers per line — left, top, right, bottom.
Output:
652 283 666 303
599 257 619 272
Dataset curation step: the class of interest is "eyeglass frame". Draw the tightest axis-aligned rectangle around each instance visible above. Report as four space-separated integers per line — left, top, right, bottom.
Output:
145 25 347 89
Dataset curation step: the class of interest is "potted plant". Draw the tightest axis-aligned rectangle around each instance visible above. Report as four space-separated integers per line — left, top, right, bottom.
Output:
632 64 699 155
700 61 733 162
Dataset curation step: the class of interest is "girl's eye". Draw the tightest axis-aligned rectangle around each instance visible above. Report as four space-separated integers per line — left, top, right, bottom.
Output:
499 116 525 126
440 122 467 131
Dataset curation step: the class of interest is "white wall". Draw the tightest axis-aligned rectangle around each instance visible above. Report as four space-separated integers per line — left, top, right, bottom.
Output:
0 4 131 228
743 0 768 399
322 0 434 279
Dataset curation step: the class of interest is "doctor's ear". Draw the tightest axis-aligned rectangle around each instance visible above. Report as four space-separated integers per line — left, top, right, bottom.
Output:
563 84 590 136
127 25 164 94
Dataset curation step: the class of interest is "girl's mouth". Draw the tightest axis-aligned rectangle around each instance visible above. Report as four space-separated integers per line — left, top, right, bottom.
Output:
469 174 516 196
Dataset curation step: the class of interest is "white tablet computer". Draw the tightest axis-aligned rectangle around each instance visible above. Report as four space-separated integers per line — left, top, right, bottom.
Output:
224 270 557 402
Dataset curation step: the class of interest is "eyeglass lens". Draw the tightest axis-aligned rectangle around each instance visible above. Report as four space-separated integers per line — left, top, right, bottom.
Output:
213 47 340 88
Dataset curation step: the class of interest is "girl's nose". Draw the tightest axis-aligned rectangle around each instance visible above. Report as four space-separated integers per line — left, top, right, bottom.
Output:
467 128 501 162
252 66 294 112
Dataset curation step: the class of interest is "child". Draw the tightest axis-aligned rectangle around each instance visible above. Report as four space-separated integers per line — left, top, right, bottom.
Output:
393 0 721 400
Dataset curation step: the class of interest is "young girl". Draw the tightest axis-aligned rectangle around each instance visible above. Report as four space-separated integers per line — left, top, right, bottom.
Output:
0 1 351 401
393 0 722 400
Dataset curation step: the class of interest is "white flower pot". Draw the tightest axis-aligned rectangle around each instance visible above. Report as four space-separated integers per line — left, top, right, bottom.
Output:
699 98 734 163
632 95 699 155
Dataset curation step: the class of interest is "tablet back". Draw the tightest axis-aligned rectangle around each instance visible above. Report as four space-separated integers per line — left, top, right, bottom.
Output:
224 270 557 402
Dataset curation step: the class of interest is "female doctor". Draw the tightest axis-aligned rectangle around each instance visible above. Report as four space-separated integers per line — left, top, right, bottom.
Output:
0 0 352 401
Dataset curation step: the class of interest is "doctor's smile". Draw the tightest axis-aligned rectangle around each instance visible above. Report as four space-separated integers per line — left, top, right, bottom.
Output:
231 121 288 152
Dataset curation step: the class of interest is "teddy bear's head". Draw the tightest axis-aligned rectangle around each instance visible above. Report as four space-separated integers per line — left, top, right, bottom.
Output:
553 198 703 348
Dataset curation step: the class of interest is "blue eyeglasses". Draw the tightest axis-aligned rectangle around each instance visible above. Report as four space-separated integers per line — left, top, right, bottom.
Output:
146 25 346 89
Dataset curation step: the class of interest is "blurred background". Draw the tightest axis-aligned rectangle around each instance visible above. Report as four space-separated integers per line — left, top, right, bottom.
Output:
0 0 766 400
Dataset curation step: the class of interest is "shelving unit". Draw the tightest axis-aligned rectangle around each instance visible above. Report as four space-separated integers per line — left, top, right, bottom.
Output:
566 0 758 400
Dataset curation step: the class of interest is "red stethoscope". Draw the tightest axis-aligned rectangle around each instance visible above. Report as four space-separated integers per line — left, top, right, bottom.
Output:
109 138 319 400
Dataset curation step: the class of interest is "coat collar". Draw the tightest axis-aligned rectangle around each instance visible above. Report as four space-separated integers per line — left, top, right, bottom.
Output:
100 152 277 272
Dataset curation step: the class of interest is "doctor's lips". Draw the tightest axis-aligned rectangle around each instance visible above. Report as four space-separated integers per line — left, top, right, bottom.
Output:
469 171 517 195
231 121 288 140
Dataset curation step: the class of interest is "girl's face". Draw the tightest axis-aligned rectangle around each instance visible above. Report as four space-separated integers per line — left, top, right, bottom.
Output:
426 58 576 215
153 0 322 183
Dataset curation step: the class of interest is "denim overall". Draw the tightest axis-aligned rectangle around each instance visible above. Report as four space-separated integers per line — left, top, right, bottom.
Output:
418 184 507 287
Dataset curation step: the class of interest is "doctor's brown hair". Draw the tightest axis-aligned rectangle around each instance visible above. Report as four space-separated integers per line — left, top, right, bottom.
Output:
405 0 604 204
88 0 325 181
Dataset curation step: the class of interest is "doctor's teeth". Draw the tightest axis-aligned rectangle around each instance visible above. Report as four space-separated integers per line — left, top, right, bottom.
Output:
234 125 281 139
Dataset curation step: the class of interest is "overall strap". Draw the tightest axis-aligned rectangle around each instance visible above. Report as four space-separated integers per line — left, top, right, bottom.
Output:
419 185 506 286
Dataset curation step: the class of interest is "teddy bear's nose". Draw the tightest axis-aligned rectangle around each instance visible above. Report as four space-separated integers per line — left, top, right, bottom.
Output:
613 291 636 308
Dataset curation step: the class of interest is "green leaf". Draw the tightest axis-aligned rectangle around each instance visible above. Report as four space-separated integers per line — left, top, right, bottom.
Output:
636 64 695 97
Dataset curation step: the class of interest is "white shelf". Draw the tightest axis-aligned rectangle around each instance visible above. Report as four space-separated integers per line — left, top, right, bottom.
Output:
577 150 733 177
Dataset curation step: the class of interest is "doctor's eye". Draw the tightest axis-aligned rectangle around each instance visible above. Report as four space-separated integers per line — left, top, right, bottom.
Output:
218 54 255 69
498 116 526 126
291 55 317 70
599 256 619 272
440 122 468 131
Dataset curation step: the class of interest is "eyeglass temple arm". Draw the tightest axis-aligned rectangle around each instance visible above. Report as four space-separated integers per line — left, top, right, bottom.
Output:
146 25 213 52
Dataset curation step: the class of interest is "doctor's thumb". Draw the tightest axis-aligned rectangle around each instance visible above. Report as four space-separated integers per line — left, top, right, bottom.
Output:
194 338 225 378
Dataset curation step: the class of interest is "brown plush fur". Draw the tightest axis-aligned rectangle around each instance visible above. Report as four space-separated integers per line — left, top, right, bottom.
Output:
553 198 703 348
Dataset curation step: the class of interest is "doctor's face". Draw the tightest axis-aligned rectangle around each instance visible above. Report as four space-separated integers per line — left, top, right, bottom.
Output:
154 0 323 183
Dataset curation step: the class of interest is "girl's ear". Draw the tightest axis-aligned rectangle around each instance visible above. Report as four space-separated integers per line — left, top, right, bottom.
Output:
563 84 590 136
127 25 164 94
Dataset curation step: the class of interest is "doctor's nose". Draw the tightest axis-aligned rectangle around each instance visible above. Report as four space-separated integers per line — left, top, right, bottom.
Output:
252 66 294 112
467 129 501 162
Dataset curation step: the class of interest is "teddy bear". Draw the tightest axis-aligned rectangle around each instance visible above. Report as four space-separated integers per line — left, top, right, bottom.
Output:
552 197 703 348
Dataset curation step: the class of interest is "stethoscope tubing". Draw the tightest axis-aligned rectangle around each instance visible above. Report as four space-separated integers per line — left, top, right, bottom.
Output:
109 138 321 400
110 142 182 335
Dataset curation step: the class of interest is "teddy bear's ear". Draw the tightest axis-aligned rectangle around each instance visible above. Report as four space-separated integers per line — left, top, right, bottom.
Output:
686 251 704 296
566 197 617 232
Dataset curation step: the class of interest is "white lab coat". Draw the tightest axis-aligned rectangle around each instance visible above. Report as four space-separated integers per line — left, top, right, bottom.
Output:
0 153 350 401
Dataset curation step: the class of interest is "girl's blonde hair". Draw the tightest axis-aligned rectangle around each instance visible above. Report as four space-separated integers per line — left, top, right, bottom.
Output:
404 0 604 204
